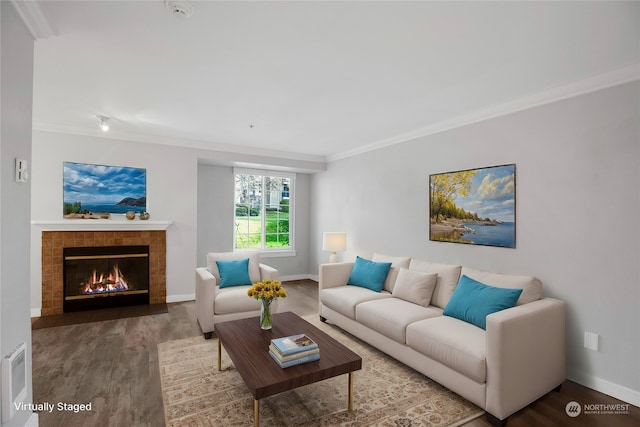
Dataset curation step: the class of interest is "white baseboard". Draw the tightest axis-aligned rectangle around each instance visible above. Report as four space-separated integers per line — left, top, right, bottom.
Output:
30 308 41 318
26 412 39 427
166 293 195 303
280 274 316 282
568 368 640 407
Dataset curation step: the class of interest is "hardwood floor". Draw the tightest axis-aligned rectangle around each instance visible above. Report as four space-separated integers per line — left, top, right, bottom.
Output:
31 279 639 427
32 300 200 427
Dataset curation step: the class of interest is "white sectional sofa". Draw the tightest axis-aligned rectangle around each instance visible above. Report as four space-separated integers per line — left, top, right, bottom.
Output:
319 254 565 426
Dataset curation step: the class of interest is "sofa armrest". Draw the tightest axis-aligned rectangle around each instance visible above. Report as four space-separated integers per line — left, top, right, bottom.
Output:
195 267 217 334
259 263 279 281
485 297 566 420
319 262 354 291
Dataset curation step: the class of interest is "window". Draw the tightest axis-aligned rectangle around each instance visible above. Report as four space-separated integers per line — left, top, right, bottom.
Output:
234 168 295 253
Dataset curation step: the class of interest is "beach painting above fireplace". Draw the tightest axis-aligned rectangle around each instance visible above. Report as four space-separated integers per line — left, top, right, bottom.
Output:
63 161 147 217
430 164 516 248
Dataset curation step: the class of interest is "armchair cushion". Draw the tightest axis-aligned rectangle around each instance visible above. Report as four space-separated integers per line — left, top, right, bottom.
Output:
216 258 252 288
214 286 261 314
207 251 260 284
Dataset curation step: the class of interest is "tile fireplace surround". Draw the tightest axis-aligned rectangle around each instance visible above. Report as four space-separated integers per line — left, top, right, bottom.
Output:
41 230 166 316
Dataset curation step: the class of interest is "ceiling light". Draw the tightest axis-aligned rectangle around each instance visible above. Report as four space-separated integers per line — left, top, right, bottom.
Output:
165 1 193 18
97 115 110 132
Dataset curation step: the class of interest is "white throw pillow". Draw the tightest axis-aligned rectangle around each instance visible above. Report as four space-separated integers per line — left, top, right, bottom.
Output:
392 268 438 307
372 253 411 293
408 259 462 309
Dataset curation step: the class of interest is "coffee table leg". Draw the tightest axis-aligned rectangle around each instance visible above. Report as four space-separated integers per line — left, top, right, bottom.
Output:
348 372 354 412
217 339 222 371
254 399 260 427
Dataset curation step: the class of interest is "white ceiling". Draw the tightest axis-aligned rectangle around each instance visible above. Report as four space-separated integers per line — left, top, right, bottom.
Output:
30 1 640 163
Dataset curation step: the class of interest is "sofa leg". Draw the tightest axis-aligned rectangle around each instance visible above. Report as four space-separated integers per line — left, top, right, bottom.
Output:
486 413 507 427
320 316 327 323
554 383 562 392
203 332 213 340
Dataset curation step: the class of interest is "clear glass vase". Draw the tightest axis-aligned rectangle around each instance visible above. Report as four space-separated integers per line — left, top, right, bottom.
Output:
260 299 272 330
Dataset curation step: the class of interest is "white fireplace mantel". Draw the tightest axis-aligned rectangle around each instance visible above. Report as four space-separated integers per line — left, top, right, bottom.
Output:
31 219 172 231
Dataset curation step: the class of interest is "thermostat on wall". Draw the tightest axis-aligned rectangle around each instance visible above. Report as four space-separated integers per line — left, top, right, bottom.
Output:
15 158 28 183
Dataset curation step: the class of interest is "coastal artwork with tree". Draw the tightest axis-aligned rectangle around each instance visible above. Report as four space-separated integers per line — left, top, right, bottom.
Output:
430 164 515 248
63 162 146 218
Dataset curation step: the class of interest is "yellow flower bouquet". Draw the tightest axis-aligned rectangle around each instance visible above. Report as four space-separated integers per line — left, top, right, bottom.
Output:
247 280 286 329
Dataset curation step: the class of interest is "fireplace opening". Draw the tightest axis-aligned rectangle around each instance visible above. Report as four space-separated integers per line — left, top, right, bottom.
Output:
63 246 150 312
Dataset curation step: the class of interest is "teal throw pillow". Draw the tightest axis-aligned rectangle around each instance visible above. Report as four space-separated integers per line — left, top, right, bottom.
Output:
216 258 252 288
443 275 523 330
347 256 392 292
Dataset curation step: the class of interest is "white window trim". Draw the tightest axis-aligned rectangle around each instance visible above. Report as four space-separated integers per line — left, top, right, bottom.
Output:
233 168 296 255
236 248 297 258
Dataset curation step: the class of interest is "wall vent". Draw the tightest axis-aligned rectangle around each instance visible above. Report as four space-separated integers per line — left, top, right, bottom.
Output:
2 342 27 423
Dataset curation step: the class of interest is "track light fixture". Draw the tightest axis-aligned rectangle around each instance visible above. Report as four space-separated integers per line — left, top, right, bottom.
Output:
97 115 110 132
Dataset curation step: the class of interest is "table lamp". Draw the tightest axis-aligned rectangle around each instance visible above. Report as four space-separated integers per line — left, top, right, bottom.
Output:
322 232 347 263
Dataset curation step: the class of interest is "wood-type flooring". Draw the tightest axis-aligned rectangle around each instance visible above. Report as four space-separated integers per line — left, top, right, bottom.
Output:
32 279 639 427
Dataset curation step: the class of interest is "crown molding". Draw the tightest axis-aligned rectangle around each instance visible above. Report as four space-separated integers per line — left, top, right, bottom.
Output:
10 0 57 40
32 63 639 167
31 121 328 171
327 63 640 163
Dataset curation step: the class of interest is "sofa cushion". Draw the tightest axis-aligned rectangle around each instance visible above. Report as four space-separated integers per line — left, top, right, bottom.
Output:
408 259 462 309
214 285 261 314
406 316 487 383
347 256 392 292
461 267 542 305
443 275 522 330
392 268 437 307
321 286 392 319
356 298 442 344
216 258 252 288
207 251 261 284
372 253 411 293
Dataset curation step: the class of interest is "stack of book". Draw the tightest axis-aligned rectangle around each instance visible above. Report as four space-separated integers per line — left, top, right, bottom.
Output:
269 333 320 368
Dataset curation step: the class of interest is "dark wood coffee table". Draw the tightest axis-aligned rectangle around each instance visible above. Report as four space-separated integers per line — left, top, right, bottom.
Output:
215 311 362 426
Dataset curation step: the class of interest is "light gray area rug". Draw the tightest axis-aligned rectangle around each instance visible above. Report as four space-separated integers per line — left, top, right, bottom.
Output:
159 317 484 427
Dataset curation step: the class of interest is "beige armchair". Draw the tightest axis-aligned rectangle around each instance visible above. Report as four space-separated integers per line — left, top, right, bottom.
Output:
195 251 279 338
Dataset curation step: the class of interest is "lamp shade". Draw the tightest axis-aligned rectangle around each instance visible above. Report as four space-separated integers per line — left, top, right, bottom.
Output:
322 232 347 252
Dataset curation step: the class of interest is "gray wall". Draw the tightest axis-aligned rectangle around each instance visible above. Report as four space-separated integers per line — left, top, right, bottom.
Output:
197 164 235 260
197 163 311 278
1 3 36 425
310 82 640 404
30 136 317 308
31 132 200 304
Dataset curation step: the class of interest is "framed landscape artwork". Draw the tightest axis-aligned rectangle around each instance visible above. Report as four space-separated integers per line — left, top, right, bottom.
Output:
63 161 147 218
429 164 516 248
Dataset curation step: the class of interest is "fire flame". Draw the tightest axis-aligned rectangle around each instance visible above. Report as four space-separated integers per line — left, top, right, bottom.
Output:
81 264 129 294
